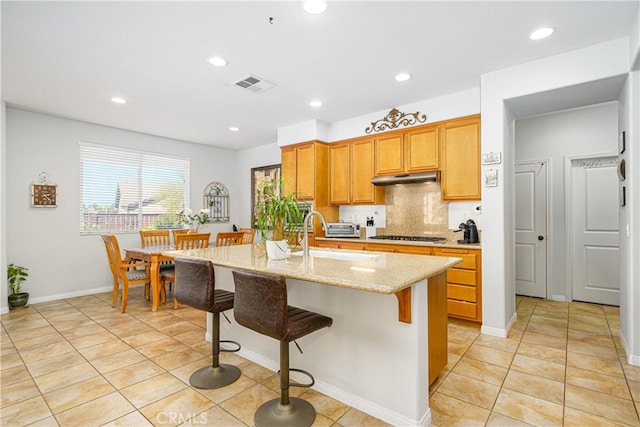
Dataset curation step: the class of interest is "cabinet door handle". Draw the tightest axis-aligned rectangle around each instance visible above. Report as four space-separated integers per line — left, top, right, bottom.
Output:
538 235 544 241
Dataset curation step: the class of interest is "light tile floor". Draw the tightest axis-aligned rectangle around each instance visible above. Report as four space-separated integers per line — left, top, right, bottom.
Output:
1 290 639 426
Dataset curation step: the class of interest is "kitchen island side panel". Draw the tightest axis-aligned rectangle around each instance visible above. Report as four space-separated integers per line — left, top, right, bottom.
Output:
211 265 431 426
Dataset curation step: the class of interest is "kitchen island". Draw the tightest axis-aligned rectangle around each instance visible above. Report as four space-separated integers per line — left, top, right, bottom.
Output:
164 244 461 427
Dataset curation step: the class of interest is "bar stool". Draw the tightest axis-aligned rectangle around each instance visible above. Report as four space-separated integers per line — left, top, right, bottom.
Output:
232 269 333 427
174 258 241 389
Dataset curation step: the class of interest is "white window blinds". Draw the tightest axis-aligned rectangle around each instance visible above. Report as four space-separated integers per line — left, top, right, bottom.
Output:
79 142 190 234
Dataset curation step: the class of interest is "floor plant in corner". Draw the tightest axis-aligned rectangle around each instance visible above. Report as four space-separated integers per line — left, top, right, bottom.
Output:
8 263 29 309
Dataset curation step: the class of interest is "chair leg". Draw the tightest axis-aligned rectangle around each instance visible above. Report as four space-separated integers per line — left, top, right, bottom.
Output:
188 311 240 389
121 285 128 313
254 340 316 427
112 279 118 308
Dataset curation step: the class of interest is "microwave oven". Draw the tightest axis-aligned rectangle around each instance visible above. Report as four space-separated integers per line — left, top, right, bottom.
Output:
325 222 361 238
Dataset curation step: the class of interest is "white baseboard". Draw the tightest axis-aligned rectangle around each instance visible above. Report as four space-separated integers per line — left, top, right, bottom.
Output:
1 286 112 314
551 294 567 302
619 328 640 367
236 347 431 427
481 311 517 338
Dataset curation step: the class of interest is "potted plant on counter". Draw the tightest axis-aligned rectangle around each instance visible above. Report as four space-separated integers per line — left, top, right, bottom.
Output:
254 178 305 259
8 263 29 309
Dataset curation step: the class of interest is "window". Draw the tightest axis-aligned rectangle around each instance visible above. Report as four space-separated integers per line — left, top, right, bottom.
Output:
79 142 190 234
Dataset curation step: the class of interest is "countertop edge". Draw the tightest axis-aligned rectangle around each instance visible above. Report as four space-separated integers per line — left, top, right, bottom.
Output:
163 246 462 295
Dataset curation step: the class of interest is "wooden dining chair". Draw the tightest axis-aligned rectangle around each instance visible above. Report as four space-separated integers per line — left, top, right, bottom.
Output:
172 228 191 244
161 232 211 309
140 229 171 247
238 228 256 244
216 231 245 247
101 234 151 313
141 229 174 293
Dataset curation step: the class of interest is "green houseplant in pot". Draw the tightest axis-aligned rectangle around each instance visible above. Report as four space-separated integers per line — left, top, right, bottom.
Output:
254 178 306 259
8 263 29 309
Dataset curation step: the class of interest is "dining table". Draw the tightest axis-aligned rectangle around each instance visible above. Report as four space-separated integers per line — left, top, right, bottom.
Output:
125 245 175 311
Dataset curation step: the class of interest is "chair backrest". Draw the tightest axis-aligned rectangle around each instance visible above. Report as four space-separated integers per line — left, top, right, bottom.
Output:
216 231 245 247
175 232 211 250
238 228 256 244
101 234 123 280
140 230 171 248
174 258 216 311
172 229 191 243
232 269 288 340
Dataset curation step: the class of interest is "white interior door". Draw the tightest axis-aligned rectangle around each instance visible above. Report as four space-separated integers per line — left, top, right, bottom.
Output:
515 162 547 298
570 156 620 306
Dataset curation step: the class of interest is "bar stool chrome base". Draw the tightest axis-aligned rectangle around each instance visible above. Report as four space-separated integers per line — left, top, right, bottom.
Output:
189 364 241 389
255 397 315 427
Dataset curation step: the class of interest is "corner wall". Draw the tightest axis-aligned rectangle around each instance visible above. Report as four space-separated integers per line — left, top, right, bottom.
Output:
3 108 239 309
480 38 631 337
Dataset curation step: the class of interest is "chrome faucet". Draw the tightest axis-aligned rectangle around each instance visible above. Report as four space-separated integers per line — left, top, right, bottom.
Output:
302 210 328 258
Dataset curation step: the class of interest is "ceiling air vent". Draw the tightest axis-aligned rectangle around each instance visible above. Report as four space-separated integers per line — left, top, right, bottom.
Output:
232 75 275 94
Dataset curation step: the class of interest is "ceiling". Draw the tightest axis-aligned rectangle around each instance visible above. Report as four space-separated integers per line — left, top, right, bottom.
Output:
2 1 638 151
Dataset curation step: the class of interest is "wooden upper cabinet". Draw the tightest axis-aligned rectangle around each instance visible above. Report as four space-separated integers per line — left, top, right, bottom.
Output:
374 125 439 176
405 126 439 172
374 133 404 175
329 142 350 205
281 141 318 200
441 115 481 201
281 146 297 196
330 137 384 205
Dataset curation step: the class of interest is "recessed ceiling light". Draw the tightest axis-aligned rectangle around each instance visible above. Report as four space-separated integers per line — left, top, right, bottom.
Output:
209 56 228 67
395 73 412 82
530 27 554 40
229 127 239 132
309 100 322 107
111 97 127 104
304 0 327 14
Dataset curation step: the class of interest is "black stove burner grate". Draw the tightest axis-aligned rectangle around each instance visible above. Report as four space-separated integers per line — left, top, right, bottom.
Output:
369 235 447 242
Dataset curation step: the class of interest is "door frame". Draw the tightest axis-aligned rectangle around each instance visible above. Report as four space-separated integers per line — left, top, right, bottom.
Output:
515 159 552 299
564 152 619 302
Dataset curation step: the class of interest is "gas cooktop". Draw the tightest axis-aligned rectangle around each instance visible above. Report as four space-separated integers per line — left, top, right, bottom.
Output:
369 235 447 242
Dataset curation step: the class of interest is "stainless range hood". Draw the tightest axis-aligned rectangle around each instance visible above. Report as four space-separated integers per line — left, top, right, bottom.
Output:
371 171 438 186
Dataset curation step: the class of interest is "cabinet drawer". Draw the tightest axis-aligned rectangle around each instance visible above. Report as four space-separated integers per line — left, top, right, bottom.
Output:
447 284 476 302
447 269 476 286
434 250 476 269
448 299 477 319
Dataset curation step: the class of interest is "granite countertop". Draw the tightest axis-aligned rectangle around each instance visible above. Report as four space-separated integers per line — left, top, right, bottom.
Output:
164 244 462 295
315 236 482 250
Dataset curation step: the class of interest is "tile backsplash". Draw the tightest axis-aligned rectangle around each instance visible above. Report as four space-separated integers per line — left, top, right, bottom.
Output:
338 182 482 238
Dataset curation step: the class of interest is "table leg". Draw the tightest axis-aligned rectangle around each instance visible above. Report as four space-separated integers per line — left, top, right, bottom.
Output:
150 254 160 311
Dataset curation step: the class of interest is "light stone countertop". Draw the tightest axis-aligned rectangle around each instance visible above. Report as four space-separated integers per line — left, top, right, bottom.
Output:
316 236 482 250
164 243 462 294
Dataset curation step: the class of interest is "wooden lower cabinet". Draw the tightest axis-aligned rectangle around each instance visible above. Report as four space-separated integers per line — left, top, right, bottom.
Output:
315 240 366 250
428 272 448 385
433 247 482 323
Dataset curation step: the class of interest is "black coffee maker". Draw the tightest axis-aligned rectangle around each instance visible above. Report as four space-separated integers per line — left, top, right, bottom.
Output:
456 219 480 244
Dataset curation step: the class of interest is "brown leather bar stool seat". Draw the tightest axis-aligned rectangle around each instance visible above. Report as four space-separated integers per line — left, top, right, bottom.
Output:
174 258 241 389
232 269 333 427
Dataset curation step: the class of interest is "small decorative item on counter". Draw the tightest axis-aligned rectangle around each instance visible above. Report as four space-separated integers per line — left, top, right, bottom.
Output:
366 217 375 227
179 208 211 232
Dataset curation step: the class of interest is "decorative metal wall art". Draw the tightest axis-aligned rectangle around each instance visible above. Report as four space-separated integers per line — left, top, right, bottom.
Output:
365 108 427 134
203 181 230 222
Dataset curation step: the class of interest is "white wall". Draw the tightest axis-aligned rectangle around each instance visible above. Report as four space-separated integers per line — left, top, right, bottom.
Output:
3 108 239 311
480 38 631 338
515 102 619 301
277 88 480 146
618 69 640 365
1 103 7 314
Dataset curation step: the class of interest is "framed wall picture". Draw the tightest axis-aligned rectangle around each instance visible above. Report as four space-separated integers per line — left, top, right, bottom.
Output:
251 164 281 226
